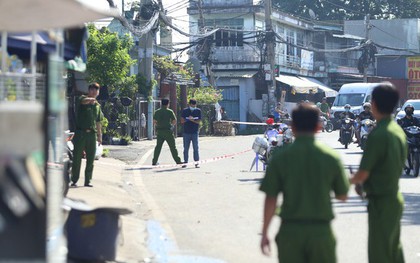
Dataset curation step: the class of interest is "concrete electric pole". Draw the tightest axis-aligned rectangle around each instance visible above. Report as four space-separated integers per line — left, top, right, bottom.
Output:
363 14 371 83
264 0 276 116
138 0 155 140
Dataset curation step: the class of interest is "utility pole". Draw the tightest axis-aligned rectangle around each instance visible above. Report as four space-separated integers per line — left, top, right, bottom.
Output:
138 0 155 140
196 0 215 87
363 14 370 83
264 0 276 115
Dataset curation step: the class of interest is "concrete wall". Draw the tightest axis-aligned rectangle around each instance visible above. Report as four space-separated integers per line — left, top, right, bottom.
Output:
377 56 407 78
216 77 256 122
344 19 420 55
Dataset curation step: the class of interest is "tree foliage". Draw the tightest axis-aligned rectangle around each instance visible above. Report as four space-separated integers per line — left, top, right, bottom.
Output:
273 0 420 20
86 24 135 88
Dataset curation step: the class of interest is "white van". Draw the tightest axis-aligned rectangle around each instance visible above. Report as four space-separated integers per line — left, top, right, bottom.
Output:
330 83 381 125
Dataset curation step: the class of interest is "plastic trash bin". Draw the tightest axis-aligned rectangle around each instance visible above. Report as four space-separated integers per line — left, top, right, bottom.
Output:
65 207 131 261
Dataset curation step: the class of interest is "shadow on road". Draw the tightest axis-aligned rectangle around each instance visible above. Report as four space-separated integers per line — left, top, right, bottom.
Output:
237 178 262 184
402 193 420 225
345 151 363 155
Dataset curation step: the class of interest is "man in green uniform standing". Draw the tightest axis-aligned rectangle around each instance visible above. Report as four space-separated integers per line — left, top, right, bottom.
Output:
350 82 406 263
152 98 183 166
71 82 104 187
260 104 349 263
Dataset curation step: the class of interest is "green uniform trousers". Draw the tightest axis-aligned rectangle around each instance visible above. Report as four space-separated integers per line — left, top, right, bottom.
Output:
152 129 182 165
276 222 336 263
71 130 97 185
368 193 405 263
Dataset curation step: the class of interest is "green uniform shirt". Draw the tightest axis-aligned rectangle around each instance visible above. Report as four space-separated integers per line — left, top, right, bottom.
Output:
260 136 349 221
154 107 176 130
360 117 407 197
320 102 330 114
75 95 104 132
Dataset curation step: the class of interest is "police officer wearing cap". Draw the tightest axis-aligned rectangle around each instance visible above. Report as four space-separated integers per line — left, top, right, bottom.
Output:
71 82 104 187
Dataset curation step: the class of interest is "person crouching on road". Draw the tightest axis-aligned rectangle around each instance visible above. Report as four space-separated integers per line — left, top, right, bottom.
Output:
71 82 104 187
260 103 349 263
181 99 202 168
152 98 183 166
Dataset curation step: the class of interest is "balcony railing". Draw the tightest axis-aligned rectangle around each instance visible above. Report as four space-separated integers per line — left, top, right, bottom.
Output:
210 47 261 63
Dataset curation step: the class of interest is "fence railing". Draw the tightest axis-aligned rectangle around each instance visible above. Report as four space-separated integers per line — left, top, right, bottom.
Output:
0 73 46 102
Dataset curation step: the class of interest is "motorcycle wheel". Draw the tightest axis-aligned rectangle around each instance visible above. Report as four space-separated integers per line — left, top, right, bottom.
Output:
325 122 334 133
413 152 420 177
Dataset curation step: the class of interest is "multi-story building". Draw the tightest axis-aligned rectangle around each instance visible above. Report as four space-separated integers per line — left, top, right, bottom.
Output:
344 18 420 101
187 0 347 120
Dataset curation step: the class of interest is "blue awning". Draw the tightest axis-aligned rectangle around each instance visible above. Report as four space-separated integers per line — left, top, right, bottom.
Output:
1 32 78 60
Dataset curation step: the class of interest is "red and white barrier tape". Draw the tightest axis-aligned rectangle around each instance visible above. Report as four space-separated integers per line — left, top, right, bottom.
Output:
134 148 253 169
219 120 289 126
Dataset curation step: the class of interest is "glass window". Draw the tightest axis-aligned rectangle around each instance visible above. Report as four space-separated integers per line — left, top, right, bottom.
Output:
333 94 366 107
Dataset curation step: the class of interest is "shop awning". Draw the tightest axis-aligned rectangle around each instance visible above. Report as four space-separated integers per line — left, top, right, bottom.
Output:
276 75 318 94
298 77 338 97
0 0 118 32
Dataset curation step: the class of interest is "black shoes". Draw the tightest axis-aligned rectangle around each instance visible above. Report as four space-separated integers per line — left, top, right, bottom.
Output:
84 183 93 187
70 182 77 187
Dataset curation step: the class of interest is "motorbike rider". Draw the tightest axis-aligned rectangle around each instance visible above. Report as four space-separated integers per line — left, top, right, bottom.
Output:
355 102 375 145
338 104 356 142
398 104 419 128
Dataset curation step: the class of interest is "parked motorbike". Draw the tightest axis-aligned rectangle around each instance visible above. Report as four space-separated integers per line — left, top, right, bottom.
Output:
404 126 420 177
339 118 355 149
359 119 376 150
251 124 294 166
320 116 334 133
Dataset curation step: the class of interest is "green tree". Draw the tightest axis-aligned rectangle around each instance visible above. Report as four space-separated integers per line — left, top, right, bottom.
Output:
273 0 420 20
86 24 136 140
86 24 135 88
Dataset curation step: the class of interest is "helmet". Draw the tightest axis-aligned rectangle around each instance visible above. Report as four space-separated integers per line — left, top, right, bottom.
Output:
363 102 371 109
266 118 274 125
405 104 414 111
344 104 351 109
405 103 415 115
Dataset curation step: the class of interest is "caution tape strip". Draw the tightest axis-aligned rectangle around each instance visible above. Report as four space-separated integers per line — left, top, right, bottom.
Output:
219 120 290 126
131 148 253 169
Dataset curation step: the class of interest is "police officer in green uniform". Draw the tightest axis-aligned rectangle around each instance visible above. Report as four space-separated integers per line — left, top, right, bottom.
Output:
71 83 104 187
350 82 406 263
152 98 183 165
260 104 349 263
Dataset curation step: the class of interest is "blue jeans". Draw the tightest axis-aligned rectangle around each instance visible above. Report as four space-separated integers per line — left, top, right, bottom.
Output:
183 132 199 162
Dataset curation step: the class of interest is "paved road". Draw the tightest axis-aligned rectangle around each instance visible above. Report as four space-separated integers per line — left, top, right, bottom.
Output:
115 131 420 263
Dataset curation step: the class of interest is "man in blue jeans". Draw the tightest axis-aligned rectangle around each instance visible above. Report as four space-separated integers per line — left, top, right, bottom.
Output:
181 99 202 168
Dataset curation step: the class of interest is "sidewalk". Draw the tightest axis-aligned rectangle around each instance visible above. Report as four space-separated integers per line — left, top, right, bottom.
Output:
66 140 157 263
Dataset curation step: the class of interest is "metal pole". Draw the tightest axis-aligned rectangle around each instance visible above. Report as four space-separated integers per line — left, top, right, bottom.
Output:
138 2 155 140
364 14 370 83
264 0 276 115
1 31 7 100
30 31 37 101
